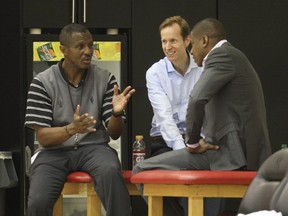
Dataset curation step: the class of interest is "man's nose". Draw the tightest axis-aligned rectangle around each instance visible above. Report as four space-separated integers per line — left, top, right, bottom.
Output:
165 42 172 49
84 46 93 54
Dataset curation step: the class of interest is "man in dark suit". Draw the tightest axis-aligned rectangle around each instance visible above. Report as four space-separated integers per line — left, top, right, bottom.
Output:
186 18 271 170
133 18 271 216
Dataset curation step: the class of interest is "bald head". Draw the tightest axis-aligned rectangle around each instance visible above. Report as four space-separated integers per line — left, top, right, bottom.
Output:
189 18 227 66
191 18 226 45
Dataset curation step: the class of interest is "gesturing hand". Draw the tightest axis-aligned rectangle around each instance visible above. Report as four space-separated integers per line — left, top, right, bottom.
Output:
112 85 136 113
72 105 96 134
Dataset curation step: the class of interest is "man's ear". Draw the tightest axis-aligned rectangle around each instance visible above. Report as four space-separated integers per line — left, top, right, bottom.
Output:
202 35 209 48
184 36 191 48
60 45 66 54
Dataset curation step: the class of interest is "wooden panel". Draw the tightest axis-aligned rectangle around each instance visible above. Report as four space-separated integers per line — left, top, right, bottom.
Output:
148 196 163 216
54 180 139 215
144 183 249 216
189 197 203 216
144 184 248 198
126 182 141 195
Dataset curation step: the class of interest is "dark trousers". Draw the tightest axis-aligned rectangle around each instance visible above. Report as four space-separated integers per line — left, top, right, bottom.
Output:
149 136 172 157
26 144 132 216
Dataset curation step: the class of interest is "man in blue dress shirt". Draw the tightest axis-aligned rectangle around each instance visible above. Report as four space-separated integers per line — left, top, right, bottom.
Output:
146 16 203 157
143 16 206 216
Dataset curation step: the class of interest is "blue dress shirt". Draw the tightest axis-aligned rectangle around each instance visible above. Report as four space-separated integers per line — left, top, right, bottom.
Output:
147 53 203 150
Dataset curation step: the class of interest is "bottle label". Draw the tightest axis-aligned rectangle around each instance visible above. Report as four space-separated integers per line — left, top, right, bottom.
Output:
132 151 146 167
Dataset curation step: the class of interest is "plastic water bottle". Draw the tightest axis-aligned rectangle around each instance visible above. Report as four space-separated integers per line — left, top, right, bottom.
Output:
132 135 146 167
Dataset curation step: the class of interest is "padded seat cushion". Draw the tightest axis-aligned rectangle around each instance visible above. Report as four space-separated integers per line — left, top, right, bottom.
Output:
67 172 92 183
66 170 133 183
122 170 133 182
131 170 256 185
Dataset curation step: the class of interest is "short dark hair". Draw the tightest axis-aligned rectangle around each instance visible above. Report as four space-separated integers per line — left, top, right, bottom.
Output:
59 23 89 46
159 16 190 40
191 18 226 41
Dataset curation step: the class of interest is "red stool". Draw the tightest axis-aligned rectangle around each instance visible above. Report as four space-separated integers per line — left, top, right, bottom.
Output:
53 170 139 216
131 170 257 216
53 172 99 216
122 170 141 195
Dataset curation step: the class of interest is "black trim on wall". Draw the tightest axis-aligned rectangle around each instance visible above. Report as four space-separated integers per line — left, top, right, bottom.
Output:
1 0 25 215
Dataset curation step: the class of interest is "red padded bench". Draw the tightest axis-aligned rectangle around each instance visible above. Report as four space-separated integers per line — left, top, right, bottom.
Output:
131 170 257 216
53 170 139 216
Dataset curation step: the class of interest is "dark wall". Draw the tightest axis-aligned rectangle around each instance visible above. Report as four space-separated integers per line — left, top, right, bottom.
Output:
218 0 288 152
2 0 288 215
0 0 25 216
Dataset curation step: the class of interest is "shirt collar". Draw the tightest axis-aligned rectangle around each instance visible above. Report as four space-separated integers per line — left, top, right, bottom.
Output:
59 58 88 88
203 39 228 66
166 52 199 74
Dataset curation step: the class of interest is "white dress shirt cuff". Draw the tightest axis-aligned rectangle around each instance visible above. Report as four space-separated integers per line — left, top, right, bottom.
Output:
172 141 186 150
186 143 200 148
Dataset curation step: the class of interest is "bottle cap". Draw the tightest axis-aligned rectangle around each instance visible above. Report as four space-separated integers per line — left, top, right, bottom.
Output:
135 135 143 140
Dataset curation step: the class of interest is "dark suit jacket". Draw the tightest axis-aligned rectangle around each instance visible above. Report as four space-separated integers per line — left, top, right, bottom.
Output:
186 42 271 170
